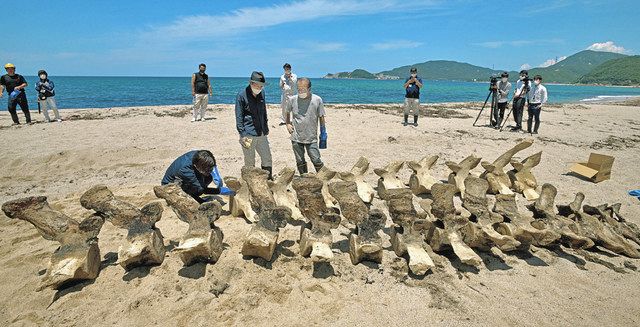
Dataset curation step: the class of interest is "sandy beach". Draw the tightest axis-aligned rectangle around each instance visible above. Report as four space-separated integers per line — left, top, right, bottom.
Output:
1 101 639 326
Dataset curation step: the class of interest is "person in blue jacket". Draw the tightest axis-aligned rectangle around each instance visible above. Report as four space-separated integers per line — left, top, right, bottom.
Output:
161 150 234 203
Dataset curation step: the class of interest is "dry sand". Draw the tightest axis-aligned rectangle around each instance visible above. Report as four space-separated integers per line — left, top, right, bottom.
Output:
0 101 639 326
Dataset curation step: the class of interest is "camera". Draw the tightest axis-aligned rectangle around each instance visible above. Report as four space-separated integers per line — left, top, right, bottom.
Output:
489 75 499 91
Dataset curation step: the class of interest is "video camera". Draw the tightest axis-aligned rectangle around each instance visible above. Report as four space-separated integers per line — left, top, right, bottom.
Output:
488 75 499 91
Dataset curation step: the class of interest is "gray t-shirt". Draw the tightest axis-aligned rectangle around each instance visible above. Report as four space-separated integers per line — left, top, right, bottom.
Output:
285 94 325 144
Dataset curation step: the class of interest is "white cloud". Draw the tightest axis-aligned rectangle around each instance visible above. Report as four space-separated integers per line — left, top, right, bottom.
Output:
371 40 423 50
143 0 438 42
520 63 532 70
539 55 567 68
586 41 627 54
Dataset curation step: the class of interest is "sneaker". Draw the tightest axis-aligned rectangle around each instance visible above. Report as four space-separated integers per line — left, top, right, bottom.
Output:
11 123 19 126
413 122 418 126
403 122 408 126
57 119 62 122
532 131 539 135
200 117 206 122
191 117 197 122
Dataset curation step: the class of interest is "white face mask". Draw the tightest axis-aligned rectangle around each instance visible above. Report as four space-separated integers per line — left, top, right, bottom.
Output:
501 78 508 83
520 75 526 80
251 86 262 95
411 73 417 78
534 80 541 85
299 92 309 99
39 74 47 80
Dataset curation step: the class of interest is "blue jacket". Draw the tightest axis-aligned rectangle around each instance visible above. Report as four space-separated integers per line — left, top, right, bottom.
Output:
235 86 269 137
35 79 55 97
161 151 213 198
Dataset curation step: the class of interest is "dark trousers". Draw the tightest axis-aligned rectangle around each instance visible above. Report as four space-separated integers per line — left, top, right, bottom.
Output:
527 103 542 133
8 92 31 124
512 97 526 129
493 102 507 127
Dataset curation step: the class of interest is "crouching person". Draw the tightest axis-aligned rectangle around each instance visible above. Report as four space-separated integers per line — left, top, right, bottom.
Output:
161 150 234 204
285 77 326 175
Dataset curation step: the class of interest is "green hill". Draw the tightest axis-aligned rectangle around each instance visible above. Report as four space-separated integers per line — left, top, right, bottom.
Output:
577 56 640 86
324 69 376 79
379 60 500 81
323 50 629 84
520 50 627 83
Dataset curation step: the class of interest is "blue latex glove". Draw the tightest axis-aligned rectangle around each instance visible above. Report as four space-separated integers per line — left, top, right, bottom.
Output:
219 186 235 196
10 89 21 99
629 190 640 199
211 166 224 188
319 125 327 149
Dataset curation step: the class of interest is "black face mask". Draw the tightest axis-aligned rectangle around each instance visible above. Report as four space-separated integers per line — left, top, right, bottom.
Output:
199 69 206 74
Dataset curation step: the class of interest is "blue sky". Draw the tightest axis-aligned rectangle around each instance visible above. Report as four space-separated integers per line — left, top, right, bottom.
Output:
4 0 638 77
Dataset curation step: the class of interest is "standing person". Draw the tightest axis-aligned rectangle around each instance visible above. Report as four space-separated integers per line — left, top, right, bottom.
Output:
511 70 530 132
285 77 326 175
493 72 511 129
279 63 297 125
527 75 548 135
35 70 62 123
235 71 273 179
0 63 31 125
402 67 423 126
191 63 212 122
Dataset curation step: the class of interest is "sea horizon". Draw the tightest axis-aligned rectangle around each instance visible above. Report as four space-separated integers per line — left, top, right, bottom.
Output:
4 76 640 110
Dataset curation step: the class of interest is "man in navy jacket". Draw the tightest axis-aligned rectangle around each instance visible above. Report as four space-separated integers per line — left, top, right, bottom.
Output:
161 150 233 203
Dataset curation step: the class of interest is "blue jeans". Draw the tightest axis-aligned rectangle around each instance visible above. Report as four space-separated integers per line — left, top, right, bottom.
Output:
291 141 323 174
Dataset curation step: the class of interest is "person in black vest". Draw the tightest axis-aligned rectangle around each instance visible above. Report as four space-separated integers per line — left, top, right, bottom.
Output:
235 71 273 179
191 63 212 122
0 63 31 125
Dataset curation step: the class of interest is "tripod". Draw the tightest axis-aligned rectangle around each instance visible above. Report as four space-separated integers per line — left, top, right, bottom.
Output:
473 86 498 127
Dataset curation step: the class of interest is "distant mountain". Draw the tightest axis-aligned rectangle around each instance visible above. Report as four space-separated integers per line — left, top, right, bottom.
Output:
521 50 627 83
323 50 629 84
577 56 640 86
323 69 376 79
379 60 500 81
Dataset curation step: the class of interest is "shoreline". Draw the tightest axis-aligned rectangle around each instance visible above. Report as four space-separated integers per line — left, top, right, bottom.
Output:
1 100 639 326
1 96 638 117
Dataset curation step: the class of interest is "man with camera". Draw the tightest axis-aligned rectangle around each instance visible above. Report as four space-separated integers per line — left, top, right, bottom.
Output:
510 70 530 132
494 72 511 129
403 67 423 126
35 70 62 123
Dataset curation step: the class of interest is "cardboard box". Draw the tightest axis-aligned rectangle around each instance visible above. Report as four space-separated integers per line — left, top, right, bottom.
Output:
569 153 615 183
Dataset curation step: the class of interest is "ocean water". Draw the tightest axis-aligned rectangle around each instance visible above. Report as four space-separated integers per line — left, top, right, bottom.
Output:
5 76 640 110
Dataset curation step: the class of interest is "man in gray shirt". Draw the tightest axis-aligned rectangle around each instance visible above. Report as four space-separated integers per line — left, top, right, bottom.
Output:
285 77 326 174
493 72 511 129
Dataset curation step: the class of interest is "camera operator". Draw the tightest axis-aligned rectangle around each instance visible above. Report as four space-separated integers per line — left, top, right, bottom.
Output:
510 70 529 132
493 72 511 129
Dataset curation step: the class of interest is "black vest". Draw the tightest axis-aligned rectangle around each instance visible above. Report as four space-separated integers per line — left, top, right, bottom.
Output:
194 72 209 94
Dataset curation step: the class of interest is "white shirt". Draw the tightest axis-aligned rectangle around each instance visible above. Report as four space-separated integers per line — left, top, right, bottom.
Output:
280 73 298 96
528 83 548 104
